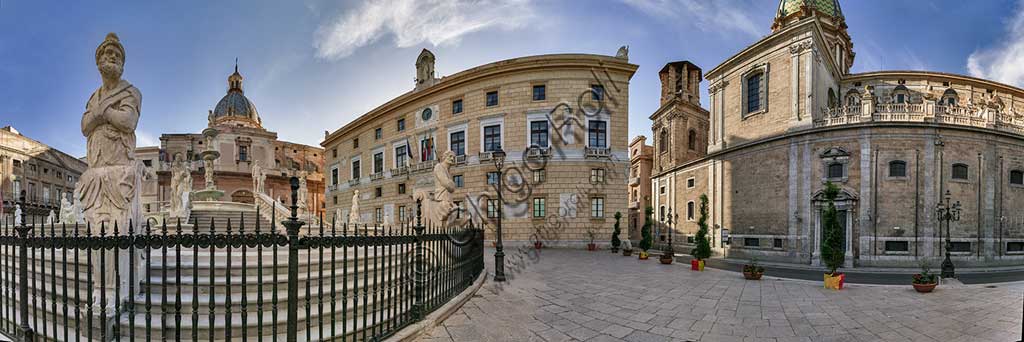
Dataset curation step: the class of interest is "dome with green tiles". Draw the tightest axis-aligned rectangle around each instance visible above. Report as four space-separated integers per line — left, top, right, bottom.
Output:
777 0 843 19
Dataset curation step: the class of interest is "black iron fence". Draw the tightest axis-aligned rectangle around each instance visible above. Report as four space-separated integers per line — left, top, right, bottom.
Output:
0 186 483 341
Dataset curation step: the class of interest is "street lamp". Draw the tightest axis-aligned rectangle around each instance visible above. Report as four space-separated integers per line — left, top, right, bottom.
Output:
935 189 961 278
491 146 507 282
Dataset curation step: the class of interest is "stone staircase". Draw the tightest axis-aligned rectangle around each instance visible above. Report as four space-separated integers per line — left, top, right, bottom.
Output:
189 209 274 233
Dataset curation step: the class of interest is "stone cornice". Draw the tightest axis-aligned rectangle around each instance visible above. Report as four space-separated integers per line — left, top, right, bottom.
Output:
844 71 1024 98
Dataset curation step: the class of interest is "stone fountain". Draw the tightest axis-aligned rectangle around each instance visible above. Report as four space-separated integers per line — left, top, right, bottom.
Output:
192 127 225 201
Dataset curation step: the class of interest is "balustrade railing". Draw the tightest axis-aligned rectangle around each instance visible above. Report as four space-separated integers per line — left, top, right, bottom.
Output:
814 103 1024 135
0 184 484 342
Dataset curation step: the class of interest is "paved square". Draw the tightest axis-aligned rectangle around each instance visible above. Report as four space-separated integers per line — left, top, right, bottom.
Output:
417 248 1023 342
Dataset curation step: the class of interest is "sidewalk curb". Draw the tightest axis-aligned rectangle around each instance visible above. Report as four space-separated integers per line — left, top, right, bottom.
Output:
386 271 487 342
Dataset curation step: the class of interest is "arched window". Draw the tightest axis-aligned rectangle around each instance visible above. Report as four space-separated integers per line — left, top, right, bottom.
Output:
845 89 861 107
941 88 958 106
1011 170 1024 185
889 160 907 177
827 88 837 108
687 129 697 151
892 85 910 104
827 163 845 179
658 129 669 153
952 163 969 180
686 201 695 220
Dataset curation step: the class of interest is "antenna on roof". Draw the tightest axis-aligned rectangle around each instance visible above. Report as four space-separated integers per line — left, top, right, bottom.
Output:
235 57 238 73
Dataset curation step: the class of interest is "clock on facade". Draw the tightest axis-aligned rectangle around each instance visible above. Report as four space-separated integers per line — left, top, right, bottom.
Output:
421 108 432 121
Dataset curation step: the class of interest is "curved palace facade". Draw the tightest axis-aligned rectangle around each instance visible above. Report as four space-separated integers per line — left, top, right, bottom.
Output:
323 49 637 246
652 0 1024 268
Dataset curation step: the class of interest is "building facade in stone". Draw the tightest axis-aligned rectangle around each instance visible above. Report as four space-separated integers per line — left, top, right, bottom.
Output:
653 0 1024 268
137 66 325 218
0 126 87 221
322 49 636 246
628 136 653 240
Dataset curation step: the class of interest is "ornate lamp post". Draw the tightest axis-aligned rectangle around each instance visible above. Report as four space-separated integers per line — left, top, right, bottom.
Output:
491 147 507 282
935 189 961 278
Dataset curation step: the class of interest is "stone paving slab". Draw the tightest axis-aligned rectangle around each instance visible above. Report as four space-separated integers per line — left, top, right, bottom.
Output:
416 248 1024 342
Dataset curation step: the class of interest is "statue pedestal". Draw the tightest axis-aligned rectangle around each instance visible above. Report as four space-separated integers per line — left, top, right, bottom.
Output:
192 188 225 202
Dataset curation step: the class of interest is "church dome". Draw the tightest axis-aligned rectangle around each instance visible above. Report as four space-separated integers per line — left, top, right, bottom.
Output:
210 65 261 126
777 0 843 20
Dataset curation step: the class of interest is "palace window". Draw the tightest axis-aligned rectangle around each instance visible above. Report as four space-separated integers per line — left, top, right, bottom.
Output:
351 159 360 179
397 118 405 132
483 125 501 152
590 168 605 184
487 199 499 218
373 152 384 174
745 238 759 247
398 206 407 222
487 172 499 185
1008 242 1024 252
452 99 463 114
885 241 909 252
889 160 907 178
398 183 406 194
588 120 607 148
950 241 971 252
395 145 407 168
486 91 498 107
827 163 845 179
530 121 549 148
450 131 465 156
952 163 969 180
533 198 546 218
375 128 382 140
453 175 463 188
590 197 605 218
375 187 382 198
532 85 546 101
1011 170 1024 185
591 84 605 101
332 148 337 158
375 208 383 223
688 129 697 151
533 169 545 183
331 167 338 185
353 138 359 149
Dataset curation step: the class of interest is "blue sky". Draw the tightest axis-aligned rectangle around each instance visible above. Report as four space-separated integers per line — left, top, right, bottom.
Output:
0 0 1019 157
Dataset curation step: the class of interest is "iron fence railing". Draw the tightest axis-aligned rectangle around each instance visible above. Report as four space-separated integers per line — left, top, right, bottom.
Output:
0 181 484 342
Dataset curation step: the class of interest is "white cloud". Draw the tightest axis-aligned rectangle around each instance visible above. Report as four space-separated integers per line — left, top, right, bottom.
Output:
620 0 763 39
314 0 537 60
967 2 1024 87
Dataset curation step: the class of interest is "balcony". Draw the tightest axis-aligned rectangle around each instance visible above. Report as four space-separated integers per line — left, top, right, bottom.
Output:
348 178 360 186
391 166 409 176
525 147 550 160
370 172 384 181
584 147 611 159
629 177 640 186
454 154 467 165
411 160 437 174
814 102 1024 135
478 151 493 162
628 201 640 209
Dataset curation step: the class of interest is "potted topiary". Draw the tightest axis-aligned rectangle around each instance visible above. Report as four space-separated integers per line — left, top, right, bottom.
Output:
743 257 764 280
621 239 633 256
660 210 675 265
639 207 653 260
912 261 938 293
586 229 597 251
821 182 846 290
691 194 712 271
610 212 622 253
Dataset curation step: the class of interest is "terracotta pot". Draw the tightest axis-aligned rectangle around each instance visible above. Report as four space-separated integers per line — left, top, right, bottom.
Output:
743 271 763 280
587 243 597 251
913 282 937 293
691 259 705 271
622 249 633 256
638 251 649 260
533 241 542 249
824 273 845 290
659 255 674 264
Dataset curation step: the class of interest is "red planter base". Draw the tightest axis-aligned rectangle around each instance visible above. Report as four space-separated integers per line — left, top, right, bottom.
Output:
587 244 597 251
743 271 763 280
913 283 937 293
691 259 705 271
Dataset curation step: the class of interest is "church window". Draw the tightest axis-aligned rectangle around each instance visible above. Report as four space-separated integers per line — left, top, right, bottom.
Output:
1011 170 1024 185
827 163 845 179
688 129 697 151
845 89 860 107
952 163 969 180
746 73 762 113
889 160 907 178
892 85 910 104
827 88 837 108
591 84 605 101
686 201 694 221
238 145 248 161
658 129 669 153
941 88 958 106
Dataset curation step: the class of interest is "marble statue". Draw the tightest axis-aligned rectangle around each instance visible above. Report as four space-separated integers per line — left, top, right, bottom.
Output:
46 210 55 225
59 197 76 224
13 205 21 226
169 155 192 219
77 32 143 309
297 172 308 209
616 45 629 60
349 190 360 224
414 151 467 227
203 157 215 189
252 161 266 195
334 208 343 225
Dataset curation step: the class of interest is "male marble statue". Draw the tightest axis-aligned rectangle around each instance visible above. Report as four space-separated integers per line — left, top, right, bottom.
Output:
76 32 143 308
46 210 55 225
349 190 360 224
169 154 192 219
252 160 266 195
297 172 308 210
414 151 467 227
13 205 21 226
59 197 75 224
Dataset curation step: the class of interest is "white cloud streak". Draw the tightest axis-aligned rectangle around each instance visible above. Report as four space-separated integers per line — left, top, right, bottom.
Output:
314 0 536 60
620 0 763 39
967 2 1024 87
